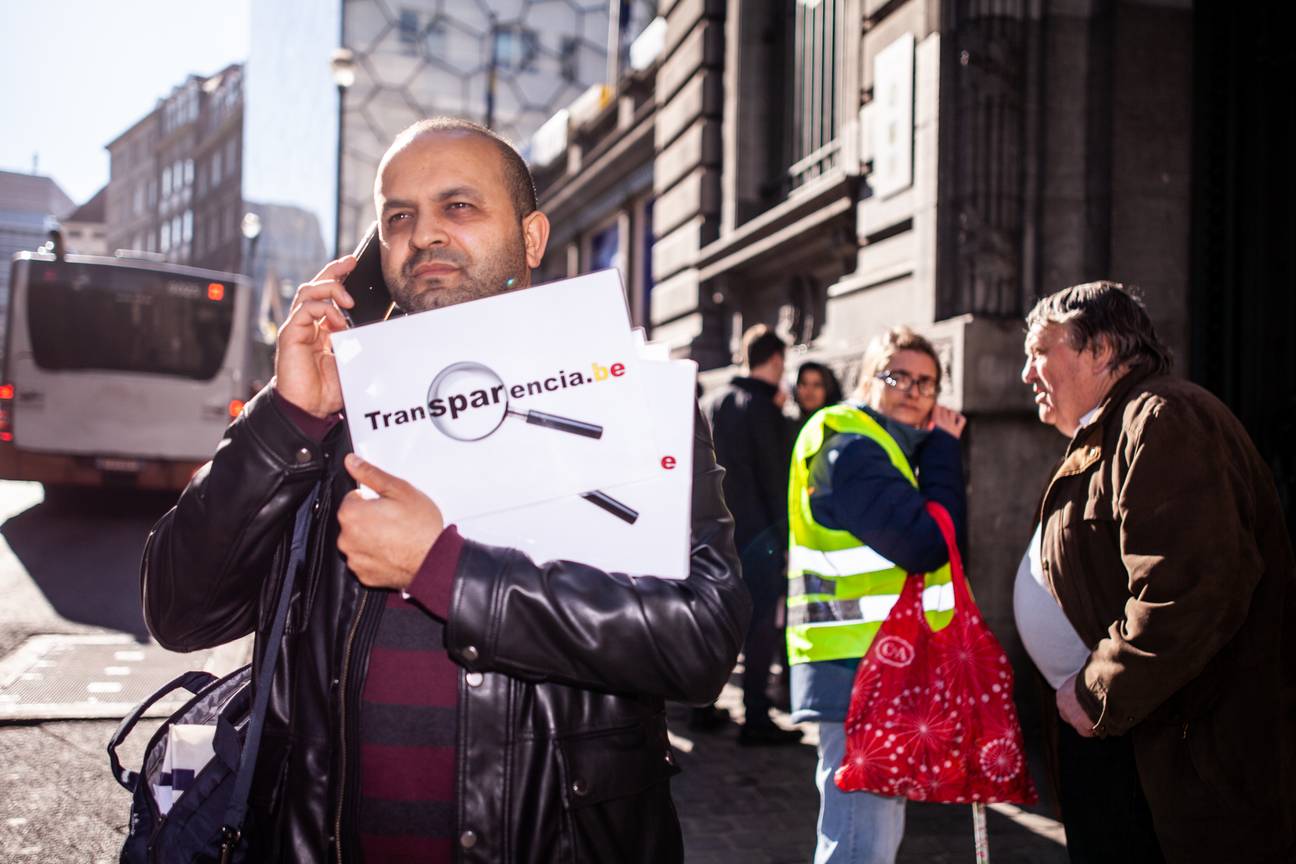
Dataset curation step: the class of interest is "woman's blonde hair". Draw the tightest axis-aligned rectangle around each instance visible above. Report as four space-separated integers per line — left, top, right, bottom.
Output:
856 326 942 406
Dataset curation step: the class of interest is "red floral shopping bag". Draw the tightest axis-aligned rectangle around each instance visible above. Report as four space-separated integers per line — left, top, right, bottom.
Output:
836 501 1036 805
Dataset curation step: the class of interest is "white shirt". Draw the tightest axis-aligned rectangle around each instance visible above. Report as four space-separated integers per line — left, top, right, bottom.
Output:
1012 523 1090 689
1012 407 1098 688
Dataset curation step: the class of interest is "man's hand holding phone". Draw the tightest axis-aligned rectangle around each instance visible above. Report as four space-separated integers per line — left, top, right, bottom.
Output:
276 256 357 418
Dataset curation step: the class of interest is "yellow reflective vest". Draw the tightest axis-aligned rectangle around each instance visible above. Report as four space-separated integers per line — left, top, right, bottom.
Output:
786 404 954 665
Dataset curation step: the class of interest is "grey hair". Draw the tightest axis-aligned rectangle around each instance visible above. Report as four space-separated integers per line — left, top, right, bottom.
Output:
1026 281 1172 375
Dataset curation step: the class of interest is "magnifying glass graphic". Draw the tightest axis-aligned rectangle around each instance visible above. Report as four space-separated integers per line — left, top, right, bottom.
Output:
426 361 603 442
426 362 638 525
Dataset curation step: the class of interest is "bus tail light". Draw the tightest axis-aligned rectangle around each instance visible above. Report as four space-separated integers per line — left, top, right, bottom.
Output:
208 282 226 302
228 399 245 418
0 383 13 442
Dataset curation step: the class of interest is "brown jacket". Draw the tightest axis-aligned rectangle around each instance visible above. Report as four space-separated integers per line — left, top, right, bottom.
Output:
1039 367 1296 863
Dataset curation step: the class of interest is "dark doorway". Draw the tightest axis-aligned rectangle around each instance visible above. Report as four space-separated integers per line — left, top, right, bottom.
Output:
1189 1 1296 536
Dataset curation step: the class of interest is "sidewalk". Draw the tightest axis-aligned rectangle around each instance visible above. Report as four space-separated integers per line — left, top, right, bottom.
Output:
669 680 1068 864
0 658 1068 862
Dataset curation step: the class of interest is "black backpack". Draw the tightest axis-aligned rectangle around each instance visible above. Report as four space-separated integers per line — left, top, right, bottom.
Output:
108 486 317 864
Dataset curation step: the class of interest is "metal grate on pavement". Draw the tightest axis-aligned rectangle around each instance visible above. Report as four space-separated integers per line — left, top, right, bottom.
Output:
0 634 219 722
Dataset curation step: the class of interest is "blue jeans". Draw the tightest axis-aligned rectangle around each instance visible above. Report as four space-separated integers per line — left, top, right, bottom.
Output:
814 722 906 864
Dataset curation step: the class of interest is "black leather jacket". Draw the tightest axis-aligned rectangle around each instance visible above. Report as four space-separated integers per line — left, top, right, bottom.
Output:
141 387 748 863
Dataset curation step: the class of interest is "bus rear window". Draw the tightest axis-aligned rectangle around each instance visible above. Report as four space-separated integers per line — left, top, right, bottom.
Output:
27 265 235 380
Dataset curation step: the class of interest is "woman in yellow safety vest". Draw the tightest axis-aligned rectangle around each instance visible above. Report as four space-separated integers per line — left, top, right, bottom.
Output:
787 326 967 864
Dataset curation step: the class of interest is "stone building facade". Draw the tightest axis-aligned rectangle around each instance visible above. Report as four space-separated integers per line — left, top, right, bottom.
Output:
531 0 1295 660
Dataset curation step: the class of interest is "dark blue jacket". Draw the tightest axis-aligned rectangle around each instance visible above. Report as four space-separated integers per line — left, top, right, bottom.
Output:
808 425 966 572
790 407 967 723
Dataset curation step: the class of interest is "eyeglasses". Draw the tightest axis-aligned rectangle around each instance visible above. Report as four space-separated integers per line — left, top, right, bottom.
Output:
876 369 939 397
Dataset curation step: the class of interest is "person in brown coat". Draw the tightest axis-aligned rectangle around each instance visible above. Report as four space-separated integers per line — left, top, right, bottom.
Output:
1019 281 1296 864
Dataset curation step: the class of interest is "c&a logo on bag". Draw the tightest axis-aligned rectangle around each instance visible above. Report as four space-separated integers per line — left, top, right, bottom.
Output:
874 635 916 668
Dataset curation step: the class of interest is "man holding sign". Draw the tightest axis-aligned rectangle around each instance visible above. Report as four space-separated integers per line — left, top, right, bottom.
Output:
142 119 748 863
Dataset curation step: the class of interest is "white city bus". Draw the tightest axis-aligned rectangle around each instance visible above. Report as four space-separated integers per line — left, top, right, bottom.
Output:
0 248 252 491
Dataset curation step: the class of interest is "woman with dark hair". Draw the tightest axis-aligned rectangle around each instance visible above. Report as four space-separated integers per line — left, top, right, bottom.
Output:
793 362 844 422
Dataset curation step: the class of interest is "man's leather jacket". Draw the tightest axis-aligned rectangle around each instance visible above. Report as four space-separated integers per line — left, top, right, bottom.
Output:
141 387 748 863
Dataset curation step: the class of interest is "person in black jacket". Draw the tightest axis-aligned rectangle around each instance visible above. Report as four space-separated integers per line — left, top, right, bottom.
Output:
140 117 749 863
701 324 802 745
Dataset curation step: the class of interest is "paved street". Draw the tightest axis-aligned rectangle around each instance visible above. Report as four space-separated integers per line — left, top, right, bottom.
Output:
0 479 1068 862
669 683 1067 864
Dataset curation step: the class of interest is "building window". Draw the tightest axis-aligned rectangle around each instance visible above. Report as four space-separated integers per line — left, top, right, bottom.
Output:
184 159 194 188
788 0 843 191
638 197 655 329
423 16 446 57
183 210 193 243
212 151 223 187
494 26 539 73
160 221 171 252
398 9 420 51
560 37 580 83
589 221 621 275
162 165 172 198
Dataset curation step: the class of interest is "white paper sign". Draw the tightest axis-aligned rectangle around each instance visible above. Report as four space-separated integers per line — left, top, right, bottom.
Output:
332 270 655 522
459 358 697 578
871 33 915 199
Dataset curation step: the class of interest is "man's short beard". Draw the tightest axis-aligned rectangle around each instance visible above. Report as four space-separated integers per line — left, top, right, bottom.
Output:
389 234 527 313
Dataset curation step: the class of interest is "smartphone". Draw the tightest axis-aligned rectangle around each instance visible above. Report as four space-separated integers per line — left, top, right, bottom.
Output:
342 221 397 325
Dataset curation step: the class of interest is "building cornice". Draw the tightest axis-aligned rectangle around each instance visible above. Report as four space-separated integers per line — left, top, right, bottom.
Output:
540 110 656 220
696 169 857 282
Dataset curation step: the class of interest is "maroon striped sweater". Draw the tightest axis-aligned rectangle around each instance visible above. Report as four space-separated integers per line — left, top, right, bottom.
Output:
274 393 463 862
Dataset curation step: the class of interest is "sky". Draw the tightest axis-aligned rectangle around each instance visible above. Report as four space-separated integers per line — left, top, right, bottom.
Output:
0 0 252 205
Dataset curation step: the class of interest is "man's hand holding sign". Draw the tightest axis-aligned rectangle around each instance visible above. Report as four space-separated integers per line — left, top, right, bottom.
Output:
339 454 443 590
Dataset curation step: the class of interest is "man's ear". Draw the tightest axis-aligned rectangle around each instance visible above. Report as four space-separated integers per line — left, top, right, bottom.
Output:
522 211 550 270
1088 334 1117 374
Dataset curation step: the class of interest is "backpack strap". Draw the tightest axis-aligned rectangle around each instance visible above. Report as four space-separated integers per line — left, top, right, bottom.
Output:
219 482 321 852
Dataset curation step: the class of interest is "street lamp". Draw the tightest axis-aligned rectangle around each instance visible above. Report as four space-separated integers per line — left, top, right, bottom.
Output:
240 209 270 389
330 48 357 258
240 211 262 276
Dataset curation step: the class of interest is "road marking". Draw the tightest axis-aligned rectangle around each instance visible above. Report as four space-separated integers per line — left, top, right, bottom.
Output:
113 650 146 662
104 666 132 676
87 682 123 694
